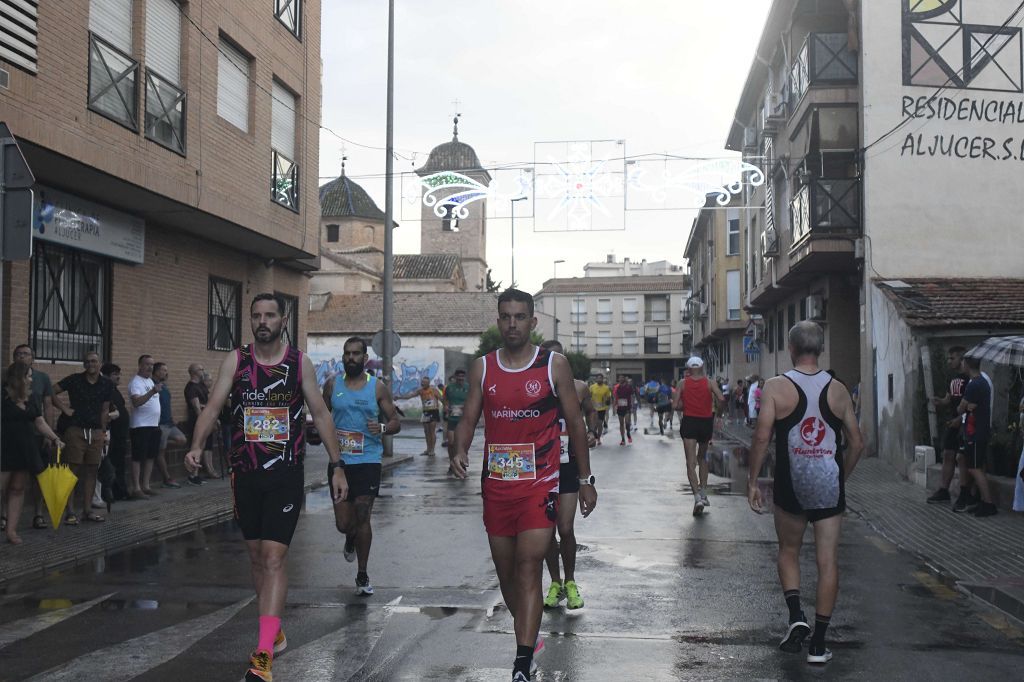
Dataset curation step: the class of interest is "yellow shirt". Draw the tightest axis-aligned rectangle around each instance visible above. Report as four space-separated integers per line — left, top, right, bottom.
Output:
589 383 612 411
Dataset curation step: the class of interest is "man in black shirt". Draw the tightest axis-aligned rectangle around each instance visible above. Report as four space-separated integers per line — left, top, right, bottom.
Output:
927 346 970 504
101 363 130 501
958 356 997 517
54 351 113 523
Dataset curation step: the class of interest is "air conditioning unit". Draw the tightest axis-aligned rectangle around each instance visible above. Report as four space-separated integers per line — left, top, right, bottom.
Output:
760 227 779 257
806 294 825 320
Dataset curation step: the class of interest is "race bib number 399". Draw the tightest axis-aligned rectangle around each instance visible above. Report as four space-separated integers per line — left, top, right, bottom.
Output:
244 407 290 442
337 429 365 456
487 443 537 481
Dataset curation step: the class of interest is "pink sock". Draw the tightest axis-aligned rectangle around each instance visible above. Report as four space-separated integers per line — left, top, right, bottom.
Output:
257 615 281 656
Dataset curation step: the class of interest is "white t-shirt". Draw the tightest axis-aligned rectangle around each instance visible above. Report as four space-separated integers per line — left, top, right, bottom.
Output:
129 375 160 428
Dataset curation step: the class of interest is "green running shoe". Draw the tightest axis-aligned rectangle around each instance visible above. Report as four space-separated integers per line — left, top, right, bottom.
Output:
543 581 564 608
565 580 584 610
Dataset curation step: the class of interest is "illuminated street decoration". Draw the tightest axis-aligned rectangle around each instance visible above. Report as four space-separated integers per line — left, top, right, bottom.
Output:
403 167 533 221
533 140 626 232
420 171 489 219
626 158 765 209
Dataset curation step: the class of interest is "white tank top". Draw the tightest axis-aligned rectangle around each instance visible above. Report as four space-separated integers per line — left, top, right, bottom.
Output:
783 370 841 509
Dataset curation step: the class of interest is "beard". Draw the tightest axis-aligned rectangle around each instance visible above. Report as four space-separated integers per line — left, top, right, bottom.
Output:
254 325 282 343
343 360 365 377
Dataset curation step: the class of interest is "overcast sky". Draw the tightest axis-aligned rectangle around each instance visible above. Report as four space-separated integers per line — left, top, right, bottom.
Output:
318 0 772 293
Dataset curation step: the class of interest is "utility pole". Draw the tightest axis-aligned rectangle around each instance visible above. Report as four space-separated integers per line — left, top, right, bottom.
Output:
382 0 395 381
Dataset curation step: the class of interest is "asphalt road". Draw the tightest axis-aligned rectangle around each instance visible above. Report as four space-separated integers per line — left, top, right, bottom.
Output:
1 426 1022 680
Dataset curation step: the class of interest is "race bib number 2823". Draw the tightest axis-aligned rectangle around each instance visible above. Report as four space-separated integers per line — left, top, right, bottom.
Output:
243 407 290 442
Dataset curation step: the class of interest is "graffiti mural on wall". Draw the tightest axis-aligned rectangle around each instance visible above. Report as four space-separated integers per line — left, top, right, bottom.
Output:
903 0 1024 93
309 346 445 417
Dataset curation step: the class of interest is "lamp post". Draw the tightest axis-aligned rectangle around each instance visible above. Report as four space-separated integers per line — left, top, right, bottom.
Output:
510 196 527 287
552 259 565 345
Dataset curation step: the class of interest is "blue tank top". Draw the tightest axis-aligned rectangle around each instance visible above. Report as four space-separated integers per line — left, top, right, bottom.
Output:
330 374 383 465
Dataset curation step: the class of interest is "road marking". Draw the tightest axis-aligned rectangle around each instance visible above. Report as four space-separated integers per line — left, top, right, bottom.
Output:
26 596 254 681
867 535 898 554
912 571 959 600
979 612 1024 642
0 593 116 650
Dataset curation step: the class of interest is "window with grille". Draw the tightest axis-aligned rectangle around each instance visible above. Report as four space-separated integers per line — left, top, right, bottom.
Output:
621 297 638 324
88 0 138 130
30 242 111 362
142 0 185 153
274 0 301 39
1 0 38 73
208 277 241 351
596 298 612 324
275 291 299 346
271 80 299 211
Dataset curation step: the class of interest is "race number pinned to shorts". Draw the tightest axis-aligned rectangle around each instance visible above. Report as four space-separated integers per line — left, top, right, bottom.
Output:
423 397 438 410
420 411 435 423
558 418 569 464
487 443 537 481
243 407 290 442
337 429 365 456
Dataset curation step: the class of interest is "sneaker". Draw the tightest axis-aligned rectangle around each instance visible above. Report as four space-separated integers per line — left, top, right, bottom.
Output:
952 491 970 513
161 480 181 489
619 440 625 446
343 537 356 563
512 672 529 682
779 620 810 653
701 492 711 507
543 581 564 608
973 501 999 517
187 475 204 486
245 650 273 681
355 573 374 596
806 644 833 664
627 435 633 444
273 629 287 654
926 488 951 504
565 580 584 610
531 636 544 673
693 498 705 516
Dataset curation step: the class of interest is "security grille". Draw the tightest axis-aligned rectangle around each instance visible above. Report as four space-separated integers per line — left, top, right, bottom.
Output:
208 277 241 351
0 0 38 73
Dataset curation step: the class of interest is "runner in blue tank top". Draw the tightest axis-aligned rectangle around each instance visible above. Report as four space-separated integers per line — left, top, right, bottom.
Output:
746 321 863 667
322 336 402 596
185 294 348 682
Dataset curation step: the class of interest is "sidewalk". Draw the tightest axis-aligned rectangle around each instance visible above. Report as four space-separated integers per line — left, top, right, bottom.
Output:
718 420 1024 623
0 443 416 587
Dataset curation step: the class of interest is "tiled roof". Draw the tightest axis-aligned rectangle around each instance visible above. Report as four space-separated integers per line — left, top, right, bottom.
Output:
876 278 1024 329
320 250 380 278
393 254 462 280
308 292 499 335
535 275 691 296
319 175 391 222
415 137 491 181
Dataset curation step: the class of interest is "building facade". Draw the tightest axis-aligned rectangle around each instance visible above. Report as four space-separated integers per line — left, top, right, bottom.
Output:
0 0 320 419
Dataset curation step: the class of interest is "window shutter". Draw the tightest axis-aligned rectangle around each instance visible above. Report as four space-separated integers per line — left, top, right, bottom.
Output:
271 80 296 159
89 0 133 53
0 0 39 73
217 38 249 131
145 0 180 83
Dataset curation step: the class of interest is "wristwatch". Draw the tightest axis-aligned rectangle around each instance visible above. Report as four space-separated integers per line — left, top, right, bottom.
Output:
579 474 596 486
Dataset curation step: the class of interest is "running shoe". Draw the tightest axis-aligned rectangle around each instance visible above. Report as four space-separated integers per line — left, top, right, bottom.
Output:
531 635 544 673
700 492 711 507
187 475 204 486
926 488 951 504
512 672 529 682
356 573 374 596
693 498 705 516
161 480 181 489
973 502 998 517
779 620 810 653
245 650 273 681
543 581 564 608
952 491 970 513
343 536 356 563
619 440 625 446
273 629 287 654
564 580 584 610
627 435 633 444
806 645 833 664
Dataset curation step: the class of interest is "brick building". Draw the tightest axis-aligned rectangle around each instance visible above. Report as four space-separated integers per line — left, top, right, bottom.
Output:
0 1 321 419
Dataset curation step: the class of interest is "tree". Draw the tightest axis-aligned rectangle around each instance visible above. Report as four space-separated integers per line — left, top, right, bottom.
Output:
565 351 592 381
476 325 544 356
485 269 503 293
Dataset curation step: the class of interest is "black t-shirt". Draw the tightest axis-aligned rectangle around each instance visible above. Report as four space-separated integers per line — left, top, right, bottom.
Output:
108 387 129 441
2 393 41 467
184 381 209 429
57 372 114 429
962 375 991 441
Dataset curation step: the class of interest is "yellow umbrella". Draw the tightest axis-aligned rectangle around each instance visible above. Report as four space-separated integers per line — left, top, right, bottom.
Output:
37 446 77 529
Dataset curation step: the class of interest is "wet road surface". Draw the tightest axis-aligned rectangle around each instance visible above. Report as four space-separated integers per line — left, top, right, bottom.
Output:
1 428 1023 680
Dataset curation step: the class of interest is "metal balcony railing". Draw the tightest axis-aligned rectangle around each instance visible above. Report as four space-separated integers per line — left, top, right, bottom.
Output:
791 33 858 103
790 177 861 243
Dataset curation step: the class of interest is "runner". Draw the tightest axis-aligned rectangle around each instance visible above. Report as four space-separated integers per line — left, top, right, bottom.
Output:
656 377 673 435
588 374 612 443
667 378 679 431
644 376 660 428
444 369 469 461
450 289 597 682
629 377 640 432
675 357 724 515
613 375 633 446
399 376 444 457
539 340 598 613
747 321 863 665
185 293 348 682
322 337 403 595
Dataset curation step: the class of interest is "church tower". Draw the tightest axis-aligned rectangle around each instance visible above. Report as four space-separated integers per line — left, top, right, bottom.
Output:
415 117 491 291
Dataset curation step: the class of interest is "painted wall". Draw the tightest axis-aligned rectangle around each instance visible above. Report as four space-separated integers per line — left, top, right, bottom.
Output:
870 287 920 473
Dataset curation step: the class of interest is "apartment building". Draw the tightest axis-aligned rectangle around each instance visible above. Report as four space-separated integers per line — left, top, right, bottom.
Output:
726 0 1024 475
534 273 691 383
0 0 320 418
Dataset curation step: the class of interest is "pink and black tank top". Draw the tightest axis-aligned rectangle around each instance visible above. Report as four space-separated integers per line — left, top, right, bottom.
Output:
230 344 305 473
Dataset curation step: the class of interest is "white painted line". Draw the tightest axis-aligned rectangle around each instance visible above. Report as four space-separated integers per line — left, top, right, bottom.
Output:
27 596 254 681
272 604 394 682
0 593 116 650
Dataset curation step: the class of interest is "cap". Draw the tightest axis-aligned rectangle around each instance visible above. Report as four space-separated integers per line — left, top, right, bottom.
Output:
685 357 704 369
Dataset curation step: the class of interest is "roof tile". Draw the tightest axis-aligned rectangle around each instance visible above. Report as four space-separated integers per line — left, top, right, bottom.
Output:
876 278 1024 329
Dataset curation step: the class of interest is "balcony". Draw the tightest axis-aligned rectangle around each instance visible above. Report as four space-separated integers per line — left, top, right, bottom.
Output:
784 177 861 281
790 33 858 105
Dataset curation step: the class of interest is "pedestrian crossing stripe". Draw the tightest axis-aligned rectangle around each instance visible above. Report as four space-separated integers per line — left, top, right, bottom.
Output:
0 592 115 650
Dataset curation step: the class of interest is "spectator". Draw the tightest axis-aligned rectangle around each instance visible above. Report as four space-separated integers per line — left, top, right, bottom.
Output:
2 363 64 543
747 375 762 428
53 351 112 523
152 362 190 487
955 356 997 516
129 354 163 498
101 363 131 500
11 345 55 530
732 379 746 424
185 363 219 479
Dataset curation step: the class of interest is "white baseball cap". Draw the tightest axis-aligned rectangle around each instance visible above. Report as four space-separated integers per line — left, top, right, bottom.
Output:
685 357 704 369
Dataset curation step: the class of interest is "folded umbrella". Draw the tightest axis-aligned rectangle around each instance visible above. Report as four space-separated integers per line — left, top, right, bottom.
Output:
36 446 78 529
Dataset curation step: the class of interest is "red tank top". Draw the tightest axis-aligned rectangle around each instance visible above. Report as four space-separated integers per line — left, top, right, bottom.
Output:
682 376 713 418
481 346 561 501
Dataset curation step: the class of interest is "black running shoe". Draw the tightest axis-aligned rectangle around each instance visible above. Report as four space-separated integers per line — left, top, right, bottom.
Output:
779 620 810 653
952 491 970 513
926 488 951 504
973 501 998 517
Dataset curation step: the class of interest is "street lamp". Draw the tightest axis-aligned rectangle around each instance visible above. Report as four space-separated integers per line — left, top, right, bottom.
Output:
552 259 565 344
510 196 528 287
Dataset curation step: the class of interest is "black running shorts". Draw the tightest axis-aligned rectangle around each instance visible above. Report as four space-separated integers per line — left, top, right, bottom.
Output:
616 407 630 417
232 466 304 544
962 437 989 470
329 462 382 499
559 458 580 495
941 426 961 453
680 416 714 443
130 426 161 462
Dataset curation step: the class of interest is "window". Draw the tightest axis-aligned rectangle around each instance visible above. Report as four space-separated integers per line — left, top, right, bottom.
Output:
799 297 807 321
571 332 586 353
621 297 639 324
208 277 241 351
596 298 612 324
274 0 301 39
1 0 39 73
271 80 299 211
727 209 740 256
442 205 459 232
622 330 639 355
570 297 586 324
326 224 339 242
88 0 138 129
726 270 741 321
596 331 612 354
787 303 796 331
217 37 250 132
275 291 299 346
30 242 111 362
680 295 690 322
144 0 185 154
645 294 669 322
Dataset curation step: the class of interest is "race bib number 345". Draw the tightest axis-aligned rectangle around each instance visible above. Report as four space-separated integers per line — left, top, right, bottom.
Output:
244 407 290 442
487 443 537 481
